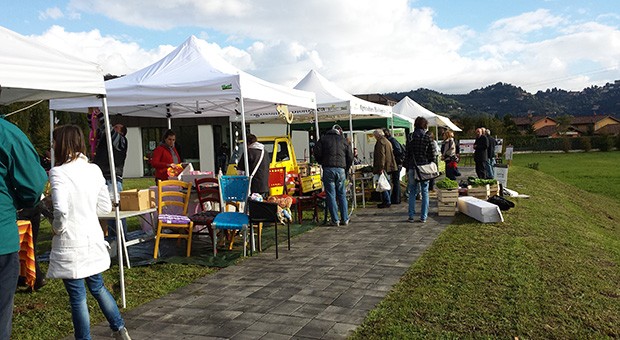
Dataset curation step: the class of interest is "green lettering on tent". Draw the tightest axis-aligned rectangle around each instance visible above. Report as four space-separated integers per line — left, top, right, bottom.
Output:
221 84 233 90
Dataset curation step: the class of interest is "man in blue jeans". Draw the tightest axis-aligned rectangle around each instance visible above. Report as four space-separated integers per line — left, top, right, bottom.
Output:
0 118 47 340
313 125 353 226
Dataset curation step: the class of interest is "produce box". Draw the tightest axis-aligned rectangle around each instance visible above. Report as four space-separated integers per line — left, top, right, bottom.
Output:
437 189 458 216
120 189 155 211
490 183 500 196
437 189 459 202
467 184 490 200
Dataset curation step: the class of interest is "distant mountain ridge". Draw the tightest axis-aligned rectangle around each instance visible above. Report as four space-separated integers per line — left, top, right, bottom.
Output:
386 80 620 118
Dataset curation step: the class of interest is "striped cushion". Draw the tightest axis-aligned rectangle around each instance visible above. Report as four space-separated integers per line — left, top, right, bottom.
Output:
158 214 191 224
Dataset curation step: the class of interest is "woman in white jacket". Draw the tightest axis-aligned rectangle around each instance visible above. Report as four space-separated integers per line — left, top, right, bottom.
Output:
48 125 130 340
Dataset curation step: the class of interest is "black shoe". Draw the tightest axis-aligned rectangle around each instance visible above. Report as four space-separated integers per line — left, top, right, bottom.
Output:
377 203 391 209
34 278 47 291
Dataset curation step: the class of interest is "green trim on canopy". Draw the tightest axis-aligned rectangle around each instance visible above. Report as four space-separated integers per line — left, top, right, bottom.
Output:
292 116 411 133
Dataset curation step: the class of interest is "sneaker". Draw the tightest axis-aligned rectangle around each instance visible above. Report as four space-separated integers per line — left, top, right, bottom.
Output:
407 217 415 223
327 220 340 227
377 203 391 209
113 327 131 340
417 219 427 223
342 219 350 226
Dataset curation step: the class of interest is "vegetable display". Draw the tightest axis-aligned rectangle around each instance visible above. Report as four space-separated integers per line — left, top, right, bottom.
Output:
436 178 459 189
467 176 497 186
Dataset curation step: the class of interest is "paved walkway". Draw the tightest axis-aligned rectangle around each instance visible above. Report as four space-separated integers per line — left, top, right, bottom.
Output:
89 187 460 339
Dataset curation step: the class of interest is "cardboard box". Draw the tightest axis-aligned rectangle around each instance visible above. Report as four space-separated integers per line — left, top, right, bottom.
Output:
120 189 155 211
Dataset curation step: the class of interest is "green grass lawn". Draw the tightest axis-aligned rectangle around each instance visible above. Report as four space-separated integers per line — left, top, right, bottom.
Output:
352 161 620 338
510 150 620 201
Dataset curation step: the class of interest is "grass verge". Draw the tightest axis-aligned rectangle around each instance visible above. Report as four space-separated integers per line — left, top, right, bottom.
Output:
510 150 620 201
352 165 620 339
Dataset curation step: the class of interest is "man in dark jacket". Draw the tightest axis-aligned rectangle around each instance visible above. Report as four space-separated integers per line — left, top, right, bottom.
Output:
314 125 353 226
237 134 270 196
383 128 404 204
404 117 435 223
473 127 488 179
93 123 129 240
485 128 496 179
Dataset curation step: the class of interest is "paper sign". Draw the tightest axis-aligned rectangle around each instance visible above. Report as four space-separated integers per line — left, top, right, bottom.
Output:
459 139 475 154
505 146 514 160
494 165 508 188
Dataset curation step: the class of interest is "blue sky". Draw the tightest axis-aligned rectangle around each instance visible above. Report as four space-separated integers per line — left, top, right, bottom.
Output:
1 0 619 94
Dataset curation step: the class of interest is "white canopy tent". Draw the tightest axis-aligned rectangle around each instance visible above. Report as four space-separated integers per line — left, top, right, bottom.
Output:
50 36 316 121
293 70 394 210
392 96 462 132
51 35 318 174
0 26 131 306
294 70 392 123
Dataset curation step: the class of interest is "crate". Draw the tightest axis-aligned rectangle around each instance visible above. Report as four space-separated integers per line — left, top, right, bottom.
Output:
467 184 490 200
437 204 457 216
437 189 458 216
490 183 500 196
437 189 458 202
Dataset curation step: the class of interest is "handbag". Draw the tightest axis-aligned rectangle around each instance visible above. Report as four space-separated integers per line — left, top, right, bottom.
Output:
415 162 440 181
375 172 391 192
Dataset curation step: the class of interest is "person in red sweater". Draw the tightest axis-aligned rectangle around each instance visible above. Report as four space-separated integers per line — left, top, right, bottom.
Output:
150 129 181 183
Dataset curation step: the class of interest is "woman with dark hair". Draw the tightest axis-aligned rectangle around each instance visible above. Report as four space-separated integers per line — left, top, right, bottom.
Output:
150 129 181 183
404 117 434 223
48 125 131 339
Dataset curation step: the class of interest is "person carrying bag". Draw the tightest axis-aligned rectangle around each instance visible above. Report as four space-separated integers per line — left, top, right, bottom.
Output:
404 117 436 223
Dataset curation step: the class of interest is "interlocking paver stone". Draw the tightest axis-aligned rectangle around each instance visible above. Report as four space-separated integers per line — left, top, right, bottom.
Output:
84 183 459 339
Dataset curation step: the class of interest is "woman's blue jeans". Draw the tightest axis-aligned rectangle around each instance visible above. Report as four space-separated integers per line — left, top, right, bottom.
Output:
407 170 429 221
63 273 125 339
322 167 348 223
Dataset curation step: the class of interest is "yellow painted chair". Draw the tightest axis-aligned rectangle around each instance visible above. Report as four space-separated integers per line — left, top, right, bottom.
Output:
153 180 194 259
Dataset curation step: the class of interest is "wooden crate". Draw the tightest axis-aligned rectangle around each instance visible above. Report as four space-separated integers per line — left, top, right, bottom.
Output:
437 201 457 216
437 189 458 216
437 189 458 201
490 183 500 196
467 184 490 200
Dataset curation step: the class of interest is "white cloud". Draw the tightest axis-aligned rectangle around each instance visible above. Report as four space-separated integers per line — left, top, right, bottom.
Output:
38 7 64 20
43 1 620 94
490 9 565 35
29 26 175 76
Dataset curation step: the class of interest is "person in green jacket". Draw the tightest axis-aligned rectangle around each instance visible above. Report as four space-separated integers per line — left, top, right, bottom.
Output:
0 117 47 340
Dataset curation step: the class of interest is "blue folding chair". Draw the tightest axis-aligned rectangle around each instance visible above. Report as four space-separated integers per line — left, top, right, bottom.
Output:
212 175 250 257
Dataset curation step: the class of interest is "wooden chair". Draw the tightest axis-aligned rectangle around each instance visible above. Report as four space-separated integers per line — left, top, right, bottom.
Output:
189 177 220 247
153 180 194 259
